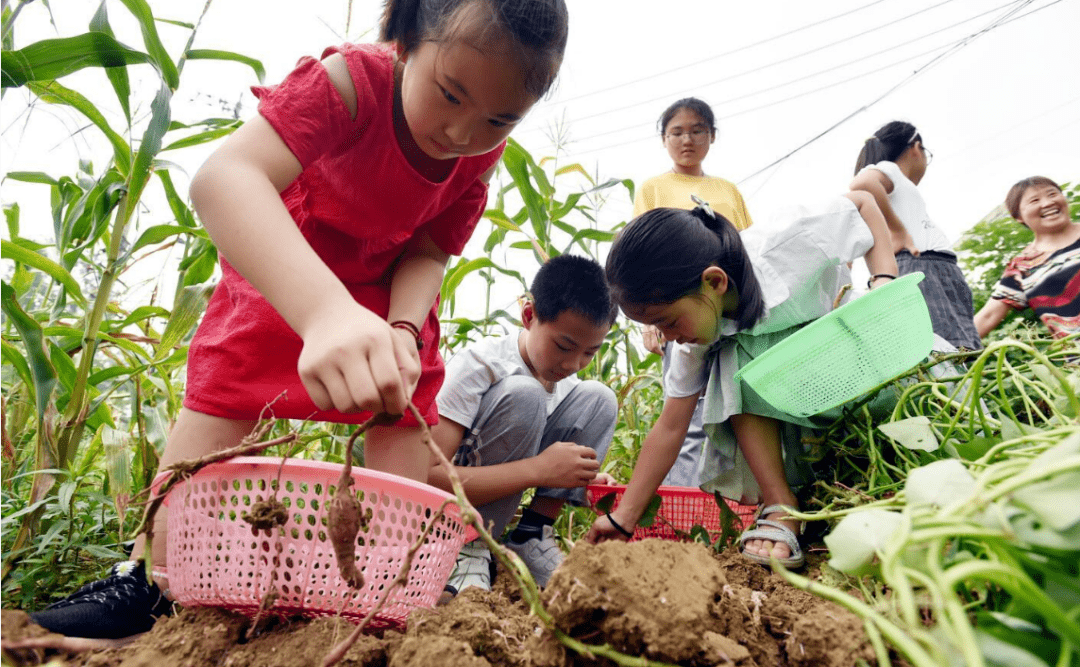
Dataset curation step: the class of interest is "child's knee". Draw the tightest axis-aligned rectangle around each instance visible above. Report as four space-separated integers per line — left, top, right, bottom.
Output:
491 375 549 415
577 380 618 423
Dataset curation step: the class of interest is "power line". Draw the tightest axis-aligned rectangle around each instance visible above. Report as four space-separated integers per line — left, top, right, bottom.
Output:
736 0 1039 184
524 0 963 134
560 0 1017 151
538 0 894 108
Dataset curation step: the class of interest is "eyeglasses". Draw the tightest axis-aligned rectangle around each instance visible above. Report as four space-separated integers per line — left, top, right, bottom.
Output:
922 146 933 165
665 128 710 144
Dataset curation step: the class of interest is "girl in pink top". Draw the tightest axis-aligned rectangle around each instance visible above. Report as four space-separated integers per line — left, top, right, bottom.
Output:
26 1 570 639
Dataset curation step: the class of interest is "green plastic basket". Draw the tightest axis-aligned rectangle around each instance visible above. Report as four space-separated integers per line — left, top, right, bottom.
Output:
733 272 933 418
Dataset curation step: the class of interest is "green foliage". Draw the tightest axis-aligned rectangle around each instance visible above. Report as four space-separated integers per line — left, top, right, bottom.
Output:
1 0 263 596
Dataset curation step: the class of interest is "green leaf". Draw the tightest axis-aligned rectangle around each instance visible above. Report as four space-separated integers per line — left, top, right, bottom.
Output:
129 224 203 254
593 491 617 514
180 242 217 286
824 508 904 575
156 170 196 227
501 139 550 248
1 240 86 306
116 0 179 90
1 339 34 392
878 416 939 451
5 202 20 238
28 79 132 177
161 124 241 151
89 0 131 122
440 257 523 309
5 171 58 185
154 285 212 361
185 49 266 84
904 459 976 508
1 32 153 88
1 282 58 424
129 82 172 202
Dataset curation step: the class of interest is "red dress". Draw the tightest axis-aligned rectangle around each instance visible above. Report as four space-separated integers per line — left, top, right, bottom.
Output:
184 43 503 426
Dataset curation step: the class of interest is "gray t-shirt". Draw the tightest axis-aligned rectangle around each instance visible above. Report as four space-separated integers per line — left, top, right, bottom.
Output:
437 332 580 428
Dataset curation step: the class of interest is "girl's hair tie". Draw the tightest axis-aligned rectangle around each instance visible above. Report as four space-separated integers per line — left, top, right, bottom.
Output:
690 194 720 230
907 126 920 144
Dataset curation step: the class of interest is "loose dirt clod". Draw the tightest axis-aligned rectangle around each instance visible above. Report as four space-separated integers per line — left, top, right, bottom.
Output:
242 497 288 531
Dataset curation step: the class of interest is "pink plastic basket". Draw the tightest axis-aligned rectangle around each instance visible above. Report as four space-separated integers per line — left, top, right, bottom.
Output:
586 484 755 542
163 457 467 629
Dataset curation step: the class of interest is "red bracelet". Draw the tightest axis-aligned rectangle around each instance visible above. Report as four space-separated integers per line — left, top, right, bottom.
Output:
389 320 423 350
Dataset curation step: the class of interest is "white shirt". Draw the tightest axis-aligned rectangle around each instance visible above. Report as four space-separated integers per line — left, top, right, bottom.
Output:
860 161 952 253
437 332 580 427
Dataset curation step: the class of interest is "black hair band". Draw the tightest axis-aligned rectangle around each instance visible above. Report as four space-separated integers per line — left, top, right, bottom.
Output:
867 274 897 289
606 511 635 539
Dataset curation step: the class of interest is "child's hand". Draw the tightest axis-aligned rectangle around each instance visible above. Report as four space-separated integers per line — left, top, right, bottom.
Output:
585 509 634 544
641 325 664 356
593 472 617 486
537 441 600 488
891 228 920 257
296 302 412 415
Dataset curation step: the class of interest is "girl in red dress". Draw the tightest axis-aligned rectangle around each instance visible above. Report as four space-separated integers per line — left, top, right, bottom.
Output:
31 0 569 639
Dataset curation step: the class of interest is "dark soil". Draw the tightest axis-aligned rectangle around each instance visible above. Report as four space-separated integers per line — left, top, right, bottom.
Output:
2 541 874 667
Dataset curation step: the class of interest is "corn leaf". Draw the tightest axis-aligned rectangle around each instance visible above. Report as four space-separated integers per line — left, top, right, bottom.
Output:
153 285 212 361
116 0 178 90
1 240 86 306
89 0 131 122
128 82 172 203
1 32 153 88
28 79 132 177
185 49 265 84
1 283 58 424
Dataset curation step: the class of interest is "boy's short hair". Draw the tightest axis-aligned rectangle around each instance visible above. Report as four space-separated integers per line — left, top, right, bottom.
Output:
530 254 618 326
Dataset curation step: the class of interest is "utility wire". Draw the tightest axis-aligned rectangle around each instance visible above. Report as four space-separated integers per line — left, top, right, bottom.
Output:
563 0 1018 150
736 0 1039 184
524 0 962 134
538 0 894 108
557 0 1056 165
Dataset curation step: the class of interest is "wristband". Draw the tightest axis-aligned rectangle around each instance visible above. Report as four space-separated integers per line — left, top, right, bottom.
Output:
606 511 635 539
389 320 423 350
867 274 897 289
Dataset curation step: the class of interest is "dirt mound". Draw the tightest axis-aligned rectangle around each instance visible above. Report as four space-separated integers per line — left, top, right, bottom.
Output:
3 541 873 667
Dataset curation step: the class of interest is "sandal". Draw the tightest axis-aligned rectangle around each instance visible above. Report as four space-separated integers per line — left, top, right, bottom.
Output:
739 504 805 569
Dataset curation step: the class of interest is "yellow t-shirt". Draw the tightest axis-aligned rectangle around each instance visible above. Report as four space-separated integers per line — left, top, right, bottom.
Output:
633 172 754 230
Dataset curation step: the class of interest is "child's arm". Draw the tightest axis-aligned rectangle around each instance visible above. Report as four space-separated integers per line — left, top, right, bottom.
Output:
843 190 900 289
428 417 600 505
849 168 918 256
190 115 410 415
586 393 698 543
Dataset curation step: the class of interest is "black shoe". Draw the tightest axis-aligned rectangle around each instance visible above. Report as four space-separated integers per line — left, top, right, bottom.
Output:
30 560 172 639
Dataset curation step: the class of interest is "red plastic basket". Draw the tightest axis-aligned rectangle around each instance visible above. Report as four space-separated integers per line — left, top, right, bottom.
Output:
586 484 755 542
163 457 467 629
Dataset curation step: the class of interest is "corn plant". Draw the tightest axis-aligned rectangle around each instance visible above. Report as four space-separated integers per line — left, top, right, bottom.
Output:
1 0 262 595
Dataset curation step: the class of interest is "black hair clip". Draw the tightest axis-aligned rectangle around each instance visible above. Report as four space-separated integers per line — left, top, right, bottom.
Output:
690 194 716 220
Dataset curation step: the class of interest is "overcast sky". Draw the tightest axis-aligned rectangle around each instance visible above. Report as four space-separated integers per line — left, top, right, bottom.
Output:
2 0 1077 309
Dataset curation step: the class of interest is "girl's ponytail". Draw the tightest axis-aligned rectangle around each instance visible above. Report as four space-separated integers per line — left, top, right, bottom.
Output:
854 121 921 174
606 204 765 332
380 0 427 50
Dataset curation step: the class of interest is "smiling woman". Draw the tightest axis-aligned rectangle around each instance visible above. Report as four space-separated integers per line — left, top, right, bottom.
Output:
974 176 1080 340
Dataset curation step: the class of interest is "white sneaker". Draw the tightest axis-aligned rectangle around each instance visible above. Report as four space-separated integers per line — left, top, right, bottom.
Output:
446 540 492 593
506 524 564 587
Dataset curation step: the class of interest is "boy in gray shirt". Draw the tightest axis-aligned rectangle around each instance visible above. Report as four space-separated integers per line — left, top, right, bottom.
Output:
431 255 618 590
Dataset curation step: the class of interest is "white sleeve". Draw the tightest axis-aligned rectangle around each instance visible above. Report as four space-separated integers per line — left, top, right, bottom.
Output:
436 347 496 428
663 342 710 398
